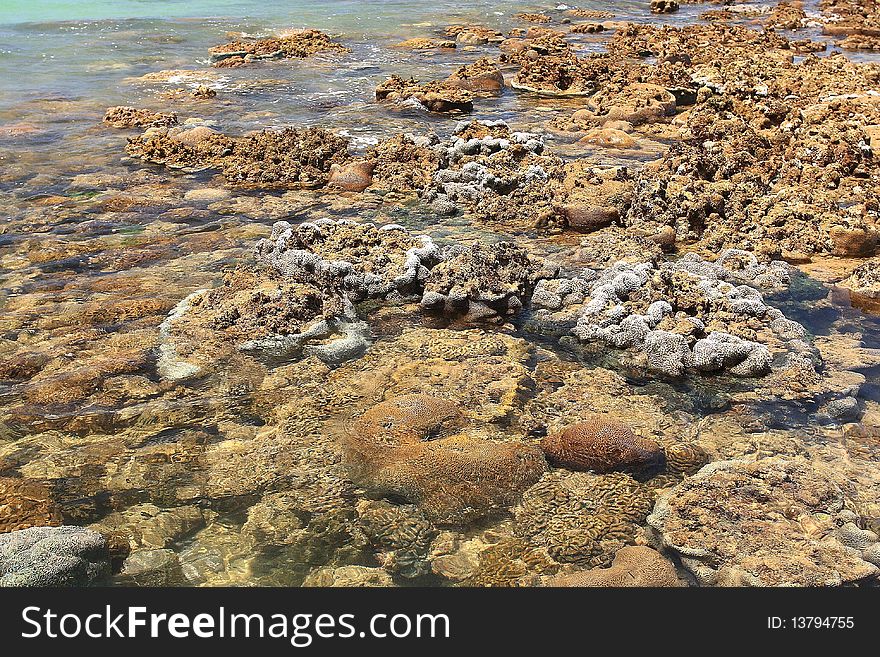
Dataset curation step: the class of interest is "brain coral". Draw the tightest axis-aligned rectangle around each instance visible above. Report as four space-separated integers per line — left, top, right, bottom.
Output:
547 545 684 587
540 415 665 477
343 395 547 525
514 470 655 567
648 456 880 586
356 500 438 579
352 394 465 446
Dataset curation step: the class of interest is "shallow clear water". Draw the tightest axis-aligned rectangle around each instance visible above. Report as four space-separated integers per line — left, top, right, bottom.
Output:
0 1 879 587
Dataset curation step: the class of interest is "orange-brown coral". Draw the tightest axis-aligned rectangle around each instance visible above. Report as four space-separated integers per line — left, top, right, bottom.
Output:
540 416 665 476
0 478 63 532
343 395 546 525
547 546 684 586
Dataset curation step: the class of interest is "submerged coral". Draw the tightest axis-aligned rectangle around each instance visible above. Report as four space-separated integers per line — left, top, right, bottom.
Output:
0 526 113 587
540 416 665 476
342 395 546 525
648 457 880 586
547 545 684 586
514 470 655 567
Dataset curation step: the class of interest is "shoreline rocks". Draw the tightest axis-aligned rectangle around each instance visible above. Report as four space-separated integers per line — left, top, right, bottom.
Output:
208 29 349 67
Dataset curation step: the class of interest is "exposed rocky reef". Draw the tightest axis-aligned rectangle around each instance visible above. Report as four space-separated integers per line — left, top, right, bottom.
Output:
375 75 474 114
127 125 351 188
103 106 178 129
208 29 349 67
533 251 809 380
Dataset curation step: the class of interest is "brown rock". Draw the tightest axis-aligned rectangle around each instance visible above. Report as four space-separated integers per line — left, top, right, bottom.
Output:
578 127 638 149
830 226 878 257
445 58 505 94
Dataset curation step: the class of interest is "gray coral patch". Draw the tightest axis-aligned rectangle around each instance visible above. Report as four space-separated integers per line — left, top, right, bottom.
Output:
0 526 112 587
562 252 808 378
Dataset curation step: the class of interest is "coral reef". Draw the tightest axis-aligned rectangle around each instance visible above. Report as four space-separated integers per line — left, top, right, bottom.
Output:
841 260 880 313
343 394 546 525
421 241 556 322
0 526 112 586
547 545 684 586
540 252 808 379
540 416 665 476
255 218 441 302
127 126 351 188
103 106 178 129
648 457 880 586
444 25 504 45
514 470 655 567
445 58 505 94
375 75 474 114
209 29 348 66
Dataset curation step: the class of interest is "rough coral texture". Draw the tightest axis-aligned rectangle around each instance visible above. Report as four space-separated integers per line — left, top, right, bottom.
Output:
604 23 880 257
255 218 441 302
356 500 438 578
547 546 684 586
209 29 349 66
127 125 351 188
841 259 880 313
222 128 352 188
368 133 445 192
376 75 474 114
540 416 665 476
550 252 807 379
155 267 362 376
552 83 676 130
343 395 546 525
0 526 111 586
510 34 600 96
421 241 557 321
648 457 880 586
103 106 178 129
514 470 655 567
